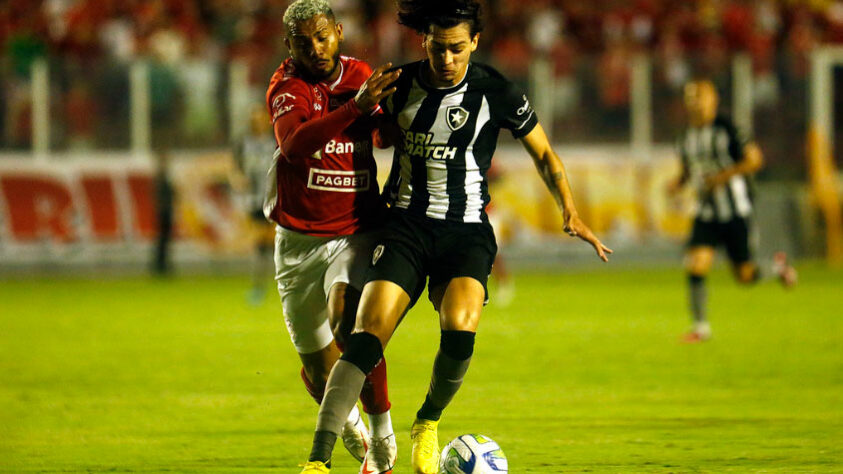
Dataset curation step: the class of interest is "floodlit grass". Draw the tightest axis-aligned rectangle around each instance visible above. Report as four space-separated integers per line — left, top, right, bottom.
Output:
1 264 841 472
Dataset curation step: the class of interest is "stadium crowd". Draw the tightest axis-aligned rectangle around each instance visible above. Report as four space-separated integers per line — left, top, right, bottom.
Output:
4 0 842 68
2 0 842 171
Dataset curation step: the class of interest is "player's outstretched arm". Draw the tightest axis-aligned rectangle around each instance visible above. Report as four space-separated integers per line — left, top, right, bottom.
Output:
270 65 401 161
704 142 764 190
519 124 612 262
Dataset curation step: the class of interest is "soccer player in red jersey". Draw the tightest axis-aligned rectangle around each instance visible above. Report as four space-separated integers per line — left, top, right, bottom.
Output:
264 1 401 471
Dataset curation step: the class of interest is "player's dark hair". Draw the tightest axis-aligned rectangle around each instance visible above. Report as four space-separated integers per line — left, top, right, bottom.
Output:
397 0 484 36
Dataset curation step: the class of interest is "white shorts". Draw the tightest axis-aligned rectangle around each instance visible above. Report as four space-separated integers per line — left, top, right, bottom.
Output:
274 226 376 354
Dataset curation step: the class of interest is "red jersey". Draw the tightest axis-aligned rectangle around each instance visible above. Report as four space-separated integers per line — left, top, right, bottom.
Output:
264 56 383 236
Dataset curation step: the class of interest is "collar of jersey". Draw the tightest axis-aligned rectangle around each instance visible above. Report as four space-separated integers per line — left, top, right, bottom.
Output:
416 61 470 94
321 60 345 91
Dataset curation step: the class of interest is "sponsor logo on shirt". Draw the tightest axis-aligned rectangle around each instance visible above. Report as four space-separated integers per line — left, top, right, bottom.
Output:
517 95 531 115
272 92 296 120
307 168 370 192
322 139 372 156
401 130 457 160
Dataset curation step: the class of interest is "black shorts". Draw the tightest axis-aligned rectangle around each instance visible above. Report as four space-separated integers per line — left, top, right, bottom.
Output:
365 210 498 306
688 217 754 264
250 208 266 222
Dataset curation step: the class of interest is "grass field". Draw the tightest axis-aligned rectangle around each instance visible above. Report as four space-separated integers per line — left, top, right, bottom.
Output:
1 264 842 472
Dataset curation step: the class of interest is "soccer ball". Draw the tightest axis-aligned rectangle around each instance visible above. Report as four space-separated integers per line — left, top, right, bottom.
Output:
439 434 508 473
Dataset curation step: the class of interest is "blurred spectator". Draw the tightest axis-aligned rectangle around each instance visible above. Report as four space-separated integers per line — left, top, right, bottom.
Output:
64 78 96 149
178 32 221 145
1 0 842 172
491 25 532 84
597 37 631 137
152 148 175 276
0 0 840 72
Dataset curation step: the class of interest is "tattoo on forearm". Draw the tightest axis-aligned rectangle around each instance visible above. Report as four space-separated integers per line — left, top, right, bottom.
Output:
538 163 564 203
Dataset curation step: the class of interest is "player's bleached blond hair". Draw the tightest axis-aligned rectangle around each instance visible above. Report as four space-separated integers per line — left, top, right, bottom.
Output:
283 0 335 33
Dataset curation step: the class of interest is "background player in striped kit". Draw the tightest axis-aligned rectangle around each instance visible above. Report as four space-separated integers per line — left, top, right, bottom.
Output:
300 1 611 472
667 79 797 343
265 0 402 471
233 105 277 305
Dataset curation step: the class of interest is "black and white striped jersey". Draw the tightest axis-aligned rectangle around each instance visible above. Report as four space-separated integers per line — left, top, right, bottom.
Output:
381 61 538 223
677 115 754 223
234 134 278 212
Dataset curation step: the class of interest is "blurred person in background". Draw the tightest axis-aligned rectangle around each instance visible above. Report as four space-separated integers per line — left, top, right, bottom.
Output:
666 79 797 344
152 148 175 276
265 0 399 471
485 161 515 306
233 105 277 306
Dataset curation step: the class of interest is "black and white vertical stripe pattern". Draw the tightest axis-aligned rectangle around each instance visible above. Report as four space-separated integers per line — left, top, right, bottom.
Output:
239 135 278 210
679 116 753 223
381 61 537 224
391 79 491 223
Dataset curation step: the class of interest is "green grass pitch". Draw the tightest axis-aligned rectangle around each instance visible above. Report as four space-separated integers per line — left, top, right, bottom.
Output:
1 264 841 472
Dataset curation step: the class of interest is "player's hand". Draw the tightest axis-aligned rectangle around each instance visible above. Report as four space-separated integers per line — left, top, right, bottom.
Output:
355 63 401 114
703 171 730 191
665 178 682 197
563 210 613 262
374 117 403 148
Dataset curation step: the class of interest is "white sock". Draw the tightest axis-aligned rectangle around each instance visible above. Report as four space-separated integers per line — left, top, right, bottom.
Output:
694 321 712 338
346 404 362 424
368 410 394 439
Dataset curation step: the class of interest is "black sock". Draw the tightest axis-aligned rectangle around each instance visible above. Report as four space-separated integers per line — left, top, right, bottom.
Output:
416 330 475 421
688 274 707 323
308 430 337 464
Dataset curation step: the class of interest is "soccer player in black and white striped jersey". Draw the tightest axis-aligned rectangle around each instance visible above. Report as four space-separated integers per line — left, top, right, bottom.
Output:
667 79 797 344
299 1 611 472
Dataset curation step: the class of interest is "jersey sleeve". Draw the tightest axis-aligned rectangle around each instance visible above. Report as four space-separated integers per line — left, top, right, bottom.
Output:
267 77 363 161
267 78 312 126
721 117 751 160
488 81 538 139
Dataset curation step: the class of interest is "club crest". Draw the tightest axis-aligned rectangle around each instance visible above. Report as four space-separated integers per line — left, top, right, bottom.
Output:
372 244 385 266
446 106 470 131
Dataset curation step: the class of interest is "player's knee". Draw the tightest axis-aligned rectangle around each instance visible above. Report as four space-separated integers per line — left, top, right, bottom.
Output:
444 309 481 332
340 332 384 375
356 312 395 343
685 250 712 276
736 264 759 285
440 330 475 361
686 259 708 276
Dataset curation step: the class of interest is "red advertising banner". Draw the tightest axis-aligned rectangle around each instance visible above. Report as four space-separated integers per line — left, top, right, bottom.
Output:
0 153 252 265
0 146 687 267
